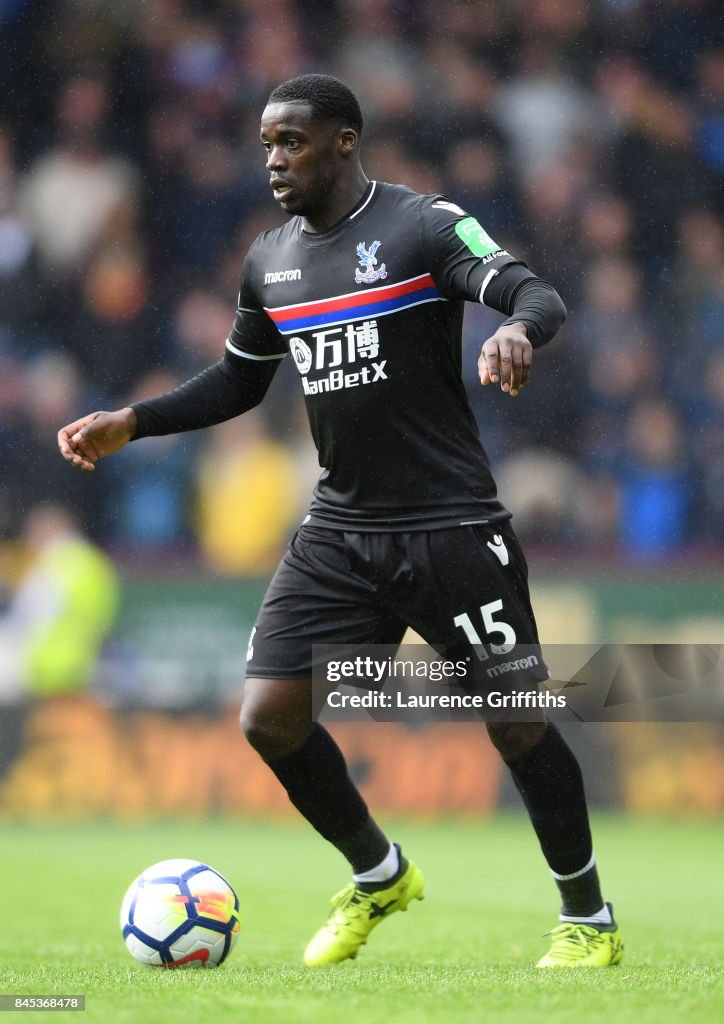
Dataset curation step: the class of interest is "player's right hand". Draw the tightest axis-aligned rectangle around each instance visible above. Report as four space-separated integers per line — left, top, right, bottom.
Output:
479 322 532 397
57 408 137 472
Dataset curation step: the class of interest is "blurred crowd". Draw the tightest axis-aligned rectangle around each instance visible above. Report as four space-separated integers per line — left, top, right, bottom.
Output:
0 0 722 570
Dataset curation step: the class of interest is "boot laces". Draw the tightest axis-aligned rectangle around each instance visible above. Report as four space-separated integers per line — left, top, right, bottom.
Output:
543 922 606 962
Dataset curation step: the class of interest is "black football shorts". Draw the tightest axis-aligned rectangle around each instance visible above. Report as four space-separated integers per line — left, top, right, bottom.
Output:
245 521 548 687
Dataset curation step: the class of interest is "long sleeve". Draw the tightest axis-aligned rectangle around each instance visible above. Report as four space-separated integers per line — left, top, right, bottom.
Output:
483 264 567 349
131 348 281 439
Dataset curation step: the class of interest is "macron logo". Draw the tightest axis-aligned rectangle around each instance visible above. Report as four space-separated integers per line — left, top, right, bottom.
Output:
264 269 301 285
487 534 510 566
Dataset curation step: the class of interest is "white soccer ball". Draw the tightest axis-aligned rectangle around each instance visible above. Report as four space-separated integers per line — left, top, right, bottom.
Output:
120 859 241 968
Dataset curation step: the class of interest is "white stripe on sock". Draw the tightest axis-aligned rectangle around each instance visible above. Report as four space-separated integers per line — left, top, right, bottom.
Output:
549 851 596 881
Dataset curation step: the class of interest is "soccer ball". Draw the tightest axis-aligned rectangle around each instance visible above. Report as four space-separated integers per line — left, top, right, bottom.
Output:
120 859 241 968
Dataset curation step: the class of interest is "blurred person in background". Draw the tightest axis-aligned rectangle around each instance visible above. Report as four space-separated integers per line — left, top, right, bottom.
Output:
0 123 51 350
577 257 655 361
492 39 599 180
521 158 590 305
67 234 163 405
443 136 526 243
618 399 691 560
692 349 724 542
155 135 251 276
171 287 239 373
195 410 301 577
578 193 636 265
601 62 719 272
13 351 105 535
575 255 659 480
0 503 118 702
380 40 501 170
0 352 27 537
331 0 419 133
635 0 720 90
646 207 723 546
668 207 724 360
693 46 724 175
235 0 310 96
104 369 198 550
12 350 107 536
494 448 586 547
19 73 139 278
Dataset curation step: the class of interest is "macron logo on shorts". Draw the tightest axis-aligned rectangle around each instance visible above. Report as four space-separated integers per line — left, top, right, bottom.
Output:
487 535 509 566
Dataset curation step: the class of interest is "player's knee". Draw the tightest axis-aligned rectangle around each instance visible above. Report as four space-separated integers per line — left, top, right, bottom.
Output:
487 720 546 761
239 698 306 761
239 702 280 758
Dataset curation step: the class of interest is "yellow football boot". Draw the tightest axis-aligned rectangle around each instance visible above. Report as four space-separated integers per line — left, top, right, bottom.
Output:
303 857 424 966
537 903 623 967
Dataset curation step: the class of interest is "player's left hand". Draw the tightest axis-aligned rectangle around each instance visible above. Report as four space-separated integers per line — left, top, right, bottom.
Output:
478 323 532 397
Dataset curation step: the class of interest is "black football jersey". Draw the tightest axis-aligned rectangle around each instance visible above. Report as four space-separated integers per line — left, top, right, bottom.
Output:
227 180 523 531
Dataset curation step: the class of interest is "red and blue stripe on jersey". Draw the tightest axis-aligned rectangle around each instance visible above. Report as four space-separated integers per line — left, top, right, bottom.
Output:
264 273 441 335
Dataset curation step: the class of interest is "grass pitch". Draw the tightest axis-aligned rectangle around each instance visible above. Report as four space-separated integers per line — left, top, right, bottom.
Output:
1 817 722 1024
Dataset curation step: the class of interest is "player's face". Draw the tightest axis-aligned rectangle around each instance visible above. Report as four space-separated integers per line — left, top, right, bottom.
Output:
260 102 345 219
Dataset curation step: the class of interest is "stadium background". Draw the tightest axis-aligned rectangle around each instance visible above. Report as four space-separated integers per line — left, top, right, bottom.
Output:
0 0 723 824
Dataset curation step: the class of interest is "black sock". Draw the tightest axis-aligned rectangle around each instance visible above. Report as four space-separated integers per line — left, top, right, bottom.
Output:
506 722 604 918
265 723 390 873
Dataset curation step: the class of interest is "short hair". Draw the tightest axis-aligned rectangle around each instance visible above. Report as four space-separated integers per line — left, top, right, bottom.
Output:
267 74 363 135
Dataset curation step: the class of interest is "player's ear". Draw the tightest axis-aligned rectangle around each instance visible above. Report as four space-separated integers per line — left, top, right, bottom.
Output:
337 127 358 157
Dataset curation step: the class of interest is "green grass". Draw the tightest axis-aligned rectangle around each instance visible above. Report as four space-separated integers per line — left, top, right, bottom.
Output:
1 817 722 1024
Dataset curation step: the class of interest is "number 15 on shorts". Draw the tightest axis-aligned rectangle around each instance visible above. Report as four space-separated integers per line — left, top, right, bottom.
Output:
453 600 517 660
